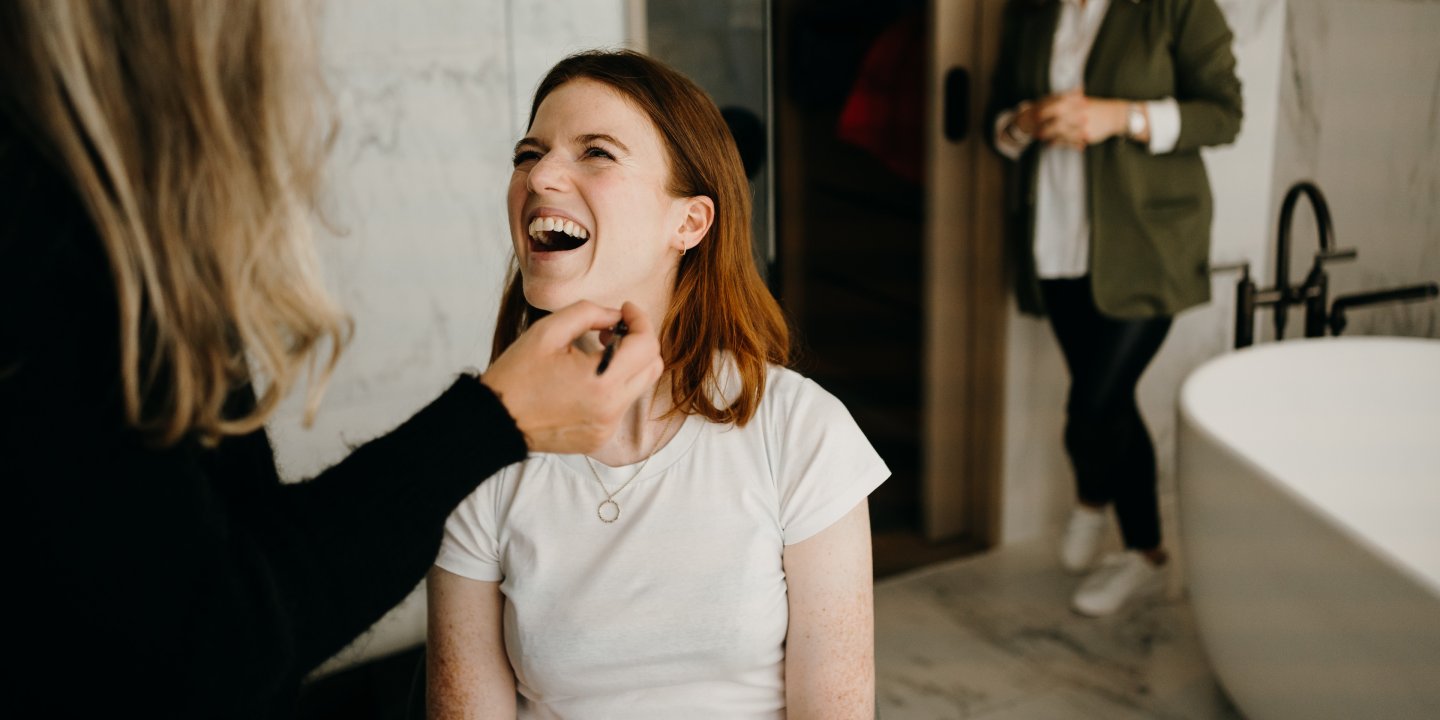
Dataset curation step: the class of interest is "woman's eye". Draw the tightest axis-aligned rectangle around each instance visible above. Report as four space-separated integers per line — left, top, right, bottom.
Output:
512 150 541 167
583 146 615 161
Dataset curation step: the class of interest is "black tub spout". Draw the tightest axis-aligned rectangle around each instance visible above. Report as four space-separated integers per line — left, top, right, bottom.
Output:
1328 283 1440 336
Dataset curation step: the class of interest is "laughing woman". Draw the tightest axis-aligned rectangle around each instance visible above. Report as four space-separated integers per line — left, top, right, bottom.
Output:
425 50 888 719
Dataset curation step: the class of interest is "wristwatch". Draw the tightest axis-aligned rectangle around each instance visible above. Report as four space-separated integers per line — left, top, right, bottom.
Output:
1126 103 1147 141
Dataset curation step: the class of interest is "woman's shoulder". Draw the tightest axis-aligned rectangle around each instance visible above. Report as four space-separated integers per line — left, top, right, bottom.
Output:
762 364 820 400
701 354 852 431
758 364 852 427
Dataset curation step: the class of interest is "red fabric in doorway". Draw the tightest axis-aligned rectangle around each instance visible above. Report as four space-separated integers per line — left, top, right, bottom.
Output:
836 9 925 186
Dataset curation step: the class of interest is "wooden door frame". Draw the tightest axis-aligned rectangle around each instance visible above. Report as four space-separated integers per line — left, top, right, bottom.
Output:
921 0 1009 544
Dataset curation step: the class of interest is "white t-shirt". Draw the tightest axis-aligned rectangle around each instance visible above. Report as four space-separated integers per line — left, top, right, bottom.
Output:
436 364 889 719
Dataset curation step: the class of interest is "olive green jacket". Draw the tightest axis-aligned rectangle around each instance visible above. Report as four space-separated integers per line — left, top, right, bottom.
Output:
988 0 1243 317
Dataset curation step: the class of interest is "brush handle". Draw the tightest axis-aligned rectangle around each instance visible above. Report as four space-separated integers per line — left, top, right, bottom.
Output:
595 320 629 375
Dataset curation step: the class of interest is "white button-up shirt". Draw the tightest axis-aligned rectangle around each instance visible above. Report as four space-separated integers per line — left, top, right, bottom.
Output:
994 0 1181 279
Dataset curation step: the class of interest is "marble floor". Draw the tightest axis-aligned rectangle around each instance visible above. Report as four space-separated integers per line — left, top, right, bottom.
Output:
874 540 1243 720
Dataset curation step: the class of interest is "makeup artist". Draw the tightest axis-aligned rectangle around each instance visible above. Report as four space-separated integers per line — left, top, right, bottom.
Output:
0 1 662 716
987 0 1242 616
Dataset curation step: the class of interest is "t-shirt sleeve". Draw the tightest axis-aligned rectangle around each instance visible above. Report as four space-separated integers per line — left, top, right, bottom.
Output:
774 377 891 545
435 465 509 582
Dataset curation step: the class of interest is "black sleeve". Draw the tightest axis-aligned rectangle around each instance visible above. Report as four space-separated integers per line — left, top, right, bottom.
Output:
257 375 529 675
2 130 527 713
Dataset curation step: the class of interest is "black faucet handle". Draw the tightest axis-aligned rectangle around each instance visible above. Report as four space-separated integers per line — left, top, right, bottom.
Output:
1303 247 1357 297
1314 247 1357 265
1328 282 1440 336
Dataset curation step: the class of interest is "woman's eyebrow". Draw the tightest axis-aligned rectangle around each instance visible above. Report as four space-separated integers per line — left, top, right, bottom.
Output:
513 137 546 154
577 133 629 153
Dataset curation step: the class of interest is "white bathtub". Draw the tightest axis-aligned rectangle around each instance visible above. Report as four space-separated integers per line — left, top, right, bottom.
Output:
1178 337 1440 719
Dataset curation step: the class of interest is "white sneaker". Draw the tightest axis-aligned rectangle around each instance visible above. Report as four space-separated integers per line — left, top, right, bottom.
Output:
1059 505 1108 574
1072 551 1161 617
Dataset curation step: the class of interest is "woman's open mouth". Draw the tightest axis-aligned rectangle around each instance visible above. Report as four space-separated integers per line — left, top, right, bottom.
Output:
527 216 590 253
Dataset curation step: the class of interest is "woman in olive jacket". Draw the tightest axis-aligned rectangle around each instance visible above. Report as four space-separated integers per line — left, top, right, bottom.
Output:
987 0 1242 616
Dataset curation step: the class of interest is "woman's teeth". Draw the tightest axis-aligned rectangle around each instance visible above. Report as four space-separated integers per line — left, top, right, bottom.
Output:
527 216 589 250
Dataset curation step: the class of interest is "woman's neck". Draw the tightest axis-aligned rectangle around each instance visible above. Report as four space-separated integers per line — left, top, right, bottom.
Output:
588 375 681 467
584 271 682 465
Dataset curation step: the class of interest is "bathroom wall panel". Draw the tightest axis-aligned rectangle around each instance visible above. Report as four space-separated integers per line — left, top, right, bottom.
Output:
1269 0 1440 340
507 0 631 134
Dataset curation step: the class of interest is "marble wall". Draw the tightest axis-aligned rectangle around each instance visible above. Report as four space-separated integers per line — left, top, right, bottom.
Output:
262 0 627 673
1000 0 1290 545
1269 0 1440 339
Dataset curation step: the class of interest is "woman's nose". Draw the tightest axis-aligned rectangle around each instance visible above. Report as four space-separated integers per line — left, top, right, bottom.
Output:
526 153 569 194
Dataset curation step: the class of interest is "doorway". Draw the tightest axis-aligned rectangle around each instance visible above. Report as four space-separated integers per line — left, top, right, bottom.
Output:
650 0 1009 577
770 0 1010 576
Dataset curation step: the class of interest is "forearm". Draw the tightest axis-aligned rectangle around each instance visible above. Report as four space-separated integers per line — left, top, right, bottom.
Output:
783 502 876 719
784 618 876 720
1089 97 1182 153
427 569 517 719
268 377 527 671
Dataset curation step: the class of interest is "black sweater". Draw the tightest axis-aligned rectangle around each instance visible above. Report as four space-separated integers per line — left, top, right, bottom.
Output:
1 116 528 716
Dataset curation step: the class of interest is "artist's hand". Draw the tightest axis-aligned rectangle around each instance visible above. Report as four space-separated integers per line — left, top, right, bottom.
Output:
482 300 662 454
1032 89 1128 148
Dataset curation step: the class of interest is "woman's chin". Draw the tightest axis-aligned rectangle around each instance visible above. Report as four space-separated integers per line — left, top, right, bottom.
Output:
523 285 582 314
522 292 560 313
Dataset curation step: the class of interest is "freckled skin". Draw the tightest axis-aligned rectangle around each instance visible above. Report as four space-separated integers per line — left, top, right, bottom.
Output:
782 501 877 718
427 567 517 719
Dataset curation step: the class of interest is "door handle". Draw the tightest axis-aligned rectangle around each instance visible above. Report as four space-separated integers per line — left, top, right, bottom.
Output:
944 67 970 142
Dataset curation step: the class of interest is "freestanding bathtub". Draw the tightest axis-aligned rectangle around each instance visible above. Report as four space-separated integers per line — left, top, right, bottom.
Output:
1178 337 1440 719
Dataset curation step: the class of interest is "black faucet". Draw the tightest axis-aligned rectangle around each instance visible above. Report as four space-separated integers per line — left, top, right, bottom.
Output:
1328 284 1440 335
1214 181 1437 349
1214 181 1352 348
1278 182 1358 339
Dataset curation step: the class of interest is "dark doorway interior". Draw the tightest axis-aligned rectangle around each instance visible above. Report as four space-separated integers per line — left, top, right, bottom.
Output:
773 0 981 578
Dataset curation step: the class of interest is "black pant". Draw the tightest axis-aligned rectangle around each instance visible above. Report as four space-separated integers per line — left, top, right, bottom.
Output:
1040 277 1172 551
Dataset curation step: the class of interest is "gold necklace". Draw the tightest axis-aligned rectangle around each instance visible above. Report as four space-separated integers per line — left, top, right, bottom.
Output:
584 416 677 523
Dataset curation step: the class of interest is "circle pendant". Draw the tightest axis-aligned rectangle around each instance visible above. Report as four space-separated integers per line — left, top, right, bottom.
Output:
597 499 621 523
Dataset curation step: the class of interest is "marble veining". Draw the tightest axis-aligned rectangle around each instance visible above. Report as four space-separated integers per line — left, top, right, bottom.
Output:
506 0 630 135
876 541 1242 720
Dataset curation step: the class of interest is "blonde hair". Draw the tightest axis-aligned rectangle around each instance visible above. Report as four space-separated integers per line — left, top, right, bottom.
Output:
0 0 349 446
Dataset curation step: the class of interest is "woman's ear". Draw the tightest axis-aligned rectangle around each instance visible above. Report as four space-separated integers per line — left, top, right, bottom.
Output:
674 195 715 254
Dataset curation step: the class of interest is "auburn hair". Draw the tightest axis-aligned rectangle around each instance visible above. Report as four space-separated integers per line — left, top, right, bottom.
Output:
492 50 788 426
0 0 349 446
